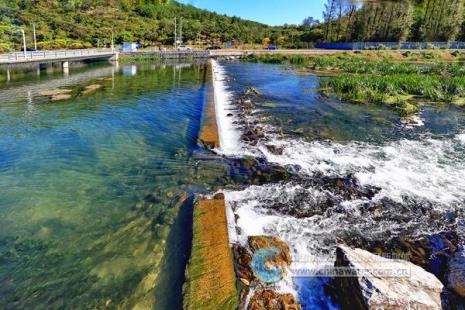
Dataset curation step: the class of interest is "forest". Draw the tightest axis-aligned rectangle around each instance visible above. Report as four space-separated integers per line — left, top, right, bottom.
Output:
321 0 465 42
0 0 314 52
2 0 465 53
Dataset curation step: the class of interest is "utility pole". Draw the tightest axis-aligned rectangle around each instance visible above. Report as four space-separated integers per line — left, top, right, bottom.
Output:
33 23 37 51
20 29 27 58
174 17 177 48
180 17 183 45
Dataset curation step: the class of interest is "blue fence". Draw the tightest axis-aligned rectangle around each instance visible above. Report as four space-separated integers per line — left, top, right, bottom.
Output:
315 42 465 50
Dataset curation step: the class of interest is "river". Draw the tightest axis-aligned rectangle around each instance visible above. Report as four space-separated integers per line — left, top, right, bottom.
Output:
0 59 464 309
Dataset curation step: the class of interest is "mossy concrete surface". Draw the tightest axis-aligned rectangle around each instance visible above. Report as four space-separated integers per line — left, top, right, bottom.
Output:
183 194 239 310
198 64 220 150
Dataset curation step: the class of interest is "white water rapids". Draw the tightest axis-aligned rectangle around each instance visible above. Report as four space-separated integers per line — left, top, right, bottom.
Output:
211 60 465 309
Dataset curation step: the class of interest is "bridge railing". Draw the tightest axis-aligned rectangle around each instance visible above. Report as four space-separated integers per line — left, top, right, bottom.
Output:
120 50 211 58
0 48 114 62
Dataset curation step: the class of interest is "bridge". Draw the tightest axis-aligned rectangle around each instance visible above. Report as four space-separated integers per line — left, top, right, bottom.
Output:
0 49 116 65
0 48 341 67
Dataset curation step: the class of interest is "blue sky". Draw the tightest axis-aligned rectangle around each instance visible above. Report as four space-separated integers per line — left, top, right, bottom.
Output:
177 0 325 26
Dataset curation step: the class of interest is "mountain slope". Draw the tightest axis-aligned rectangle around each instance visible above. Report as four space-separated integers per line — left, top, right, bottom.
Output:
0 0 283 51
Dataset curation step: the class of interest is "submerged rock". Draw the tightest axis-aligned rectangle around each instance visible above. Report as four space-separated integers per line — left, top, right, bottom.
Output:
316 174 380 201
233 236 292 286
265 144 284 155
248 290 301 310
233 244 255 285
82 84 102 94
229 157 291 185
39 88 72 96
248 236 291 266
51 94 72 101
245 87 260 96
333 245 444 310
232 236 300 308
448 246 465 297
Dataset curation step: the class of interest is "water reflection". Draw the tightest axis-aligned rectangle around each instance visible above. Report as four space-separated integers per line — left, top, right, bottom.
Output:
0 60 208 107
122 64 137 76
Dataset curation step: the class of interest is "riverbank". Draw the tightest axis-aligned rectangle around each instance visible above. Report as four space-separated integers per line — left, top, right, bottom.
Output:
115 49 341 63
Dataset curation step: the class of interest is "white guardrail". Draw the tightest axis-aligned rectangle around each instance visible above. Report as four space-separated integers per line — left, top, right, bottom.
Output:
0 49 114 63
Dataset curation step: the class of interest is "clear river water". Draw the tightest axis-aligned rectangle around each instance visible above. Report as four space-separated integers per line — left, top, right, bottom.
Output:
0 60 464 309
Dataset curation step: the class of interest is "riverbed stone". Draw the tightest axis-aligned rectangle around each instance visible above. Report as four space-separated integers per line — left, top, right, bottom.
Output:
448 246 465 297
51 94 72 101
82 84 102 94
39 88 72 96
367 231 461 283
248 236 291 268
333 245 444 310
233 243 255 284
248 290 301 310
318 174 380 200
245 87 260 96
265 144 284 155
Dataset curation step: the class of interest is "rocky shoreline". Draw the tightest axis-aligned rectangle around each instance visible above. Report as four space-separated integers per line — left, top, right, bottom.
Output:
187 60 465 309
225 79 464 308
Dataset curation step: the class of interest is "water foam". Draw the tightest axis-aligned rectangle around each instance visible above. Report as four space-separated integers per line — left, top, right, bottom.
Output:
224 180 460 308
259 135 465 205
225 185 349 308
457 133 465 145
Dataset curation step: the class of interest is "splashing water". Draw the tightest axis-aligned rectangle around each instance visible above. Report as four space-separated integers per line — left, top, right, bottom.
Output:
213 61 465 309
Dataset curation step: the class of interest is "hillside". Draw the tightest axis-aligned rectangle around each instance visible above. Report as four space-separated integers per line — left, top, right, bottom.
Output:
0 0 306 52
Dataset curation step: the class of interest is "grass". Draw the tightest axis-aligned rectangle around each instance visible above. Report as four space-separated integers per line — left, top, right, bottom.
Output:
243 52 465 76
320 74 465 116
118 55 162 63
243 51 465 116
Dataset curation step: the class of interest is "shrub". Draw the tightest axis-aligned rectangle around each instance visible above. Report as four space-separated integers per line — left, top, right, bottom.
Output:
37 39 92 50
0 43 12 53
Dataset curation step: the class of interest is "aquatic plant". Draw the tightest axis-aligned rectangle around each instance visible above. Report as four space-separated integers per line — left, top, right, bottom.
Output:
243 52 465 115
321 74 465 115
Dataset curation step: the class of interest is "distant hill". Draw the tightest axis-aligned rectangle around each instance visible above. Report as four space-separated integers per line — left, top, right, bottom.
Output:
0 0 313 52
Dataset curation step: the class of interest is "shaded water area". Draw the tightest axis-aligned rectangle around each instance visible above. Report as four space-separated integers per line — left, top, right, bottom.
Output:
218 62 465 309
0 61 231 309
